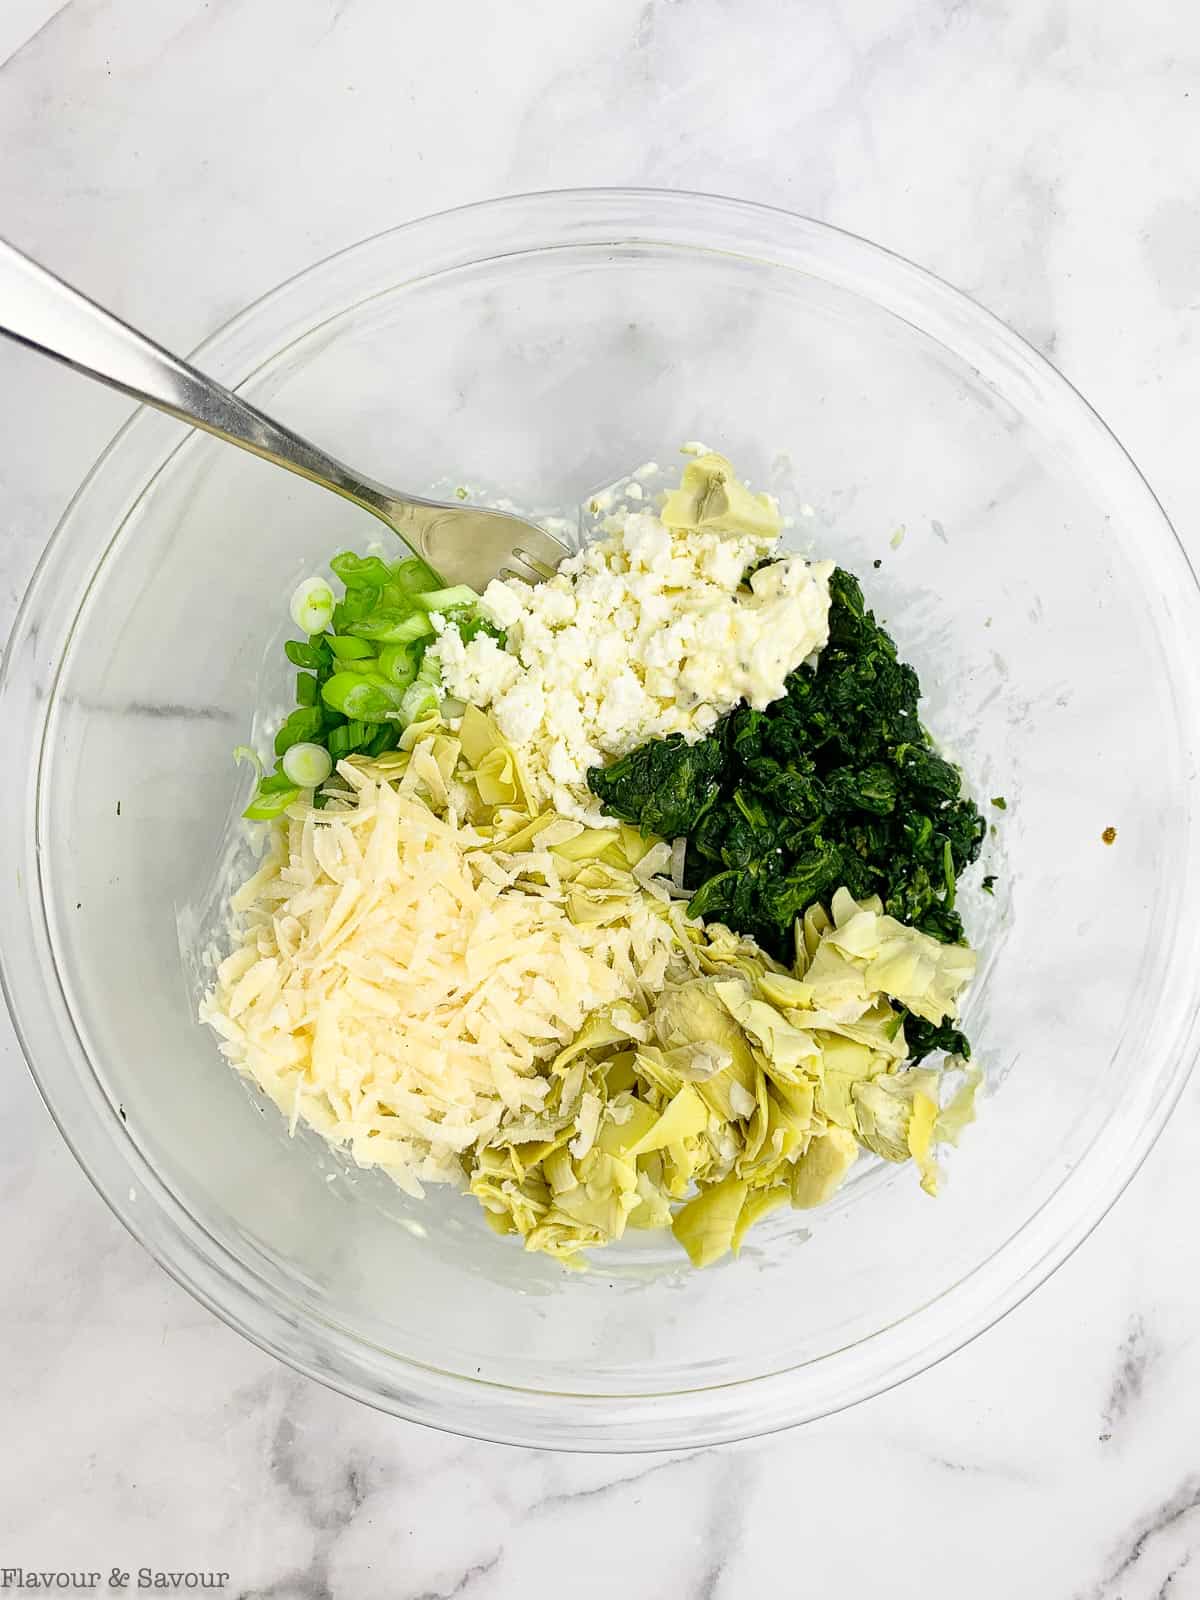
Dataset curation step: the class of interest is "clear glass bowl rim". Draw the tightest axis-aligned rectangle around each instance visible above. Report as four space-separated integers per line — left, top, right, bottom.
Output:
3 186 1199 1451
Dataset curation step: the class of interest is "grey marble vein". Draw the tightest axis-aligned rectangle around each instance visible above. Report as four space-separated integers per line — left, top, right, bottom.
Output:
230 1373 374 1600
927 1452 1034 1484
689 1454 754 1600
532 1448 717 1513
1102 1313 1159 1437
1153 1550 1193 1599
406 1554 503 1600
1081 1477 1200 1600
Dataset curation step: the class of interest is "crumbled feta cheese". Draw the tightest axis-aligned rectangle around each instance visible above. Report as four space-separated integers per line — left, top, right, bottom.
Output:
493 675 546 746
700 536 750 588
479 577 527 631
429 455 833 822
436 628 520 704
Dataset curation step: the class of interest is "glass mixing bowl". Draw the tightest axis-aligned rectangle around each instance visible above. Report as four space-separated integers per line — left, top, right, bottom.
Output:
4 190 1200 1450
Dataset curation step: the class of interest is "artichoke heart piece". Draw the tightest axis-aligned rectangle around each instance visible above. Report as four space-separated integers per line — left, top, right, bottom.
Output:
851 1068 941 1164
672 1175 750 1268
824 889 977 1026
551 1006 646 1075
790 1126 859 1209
660 452 782 540
623 1085 710 1158
711 979 821 1074
456 704 532 811
653 980 759 1121
596 1095 660 1157
732 1183 792 1255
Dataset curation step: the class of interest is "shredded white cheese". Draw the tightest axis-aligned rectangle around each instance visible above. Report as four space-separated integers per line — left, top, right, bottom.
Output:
201 764 685 1195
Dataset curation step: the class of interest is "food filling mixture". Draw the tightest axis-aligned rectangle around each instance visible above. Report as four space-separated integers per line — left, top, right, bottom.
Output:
201 450 988 1268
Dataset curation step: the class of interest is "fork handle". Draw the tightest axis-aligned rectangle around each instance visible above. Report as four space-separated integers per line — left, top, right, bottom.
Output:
0 235 411 531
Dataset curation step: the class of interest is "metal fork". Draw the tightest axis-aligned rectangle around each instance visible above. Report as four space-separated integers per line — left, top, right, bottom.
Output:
0 237 566 591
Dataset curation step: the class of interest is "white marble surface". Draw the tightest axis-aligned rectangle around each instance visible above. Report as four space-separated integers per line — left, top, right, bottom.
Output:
2 1 1200 1594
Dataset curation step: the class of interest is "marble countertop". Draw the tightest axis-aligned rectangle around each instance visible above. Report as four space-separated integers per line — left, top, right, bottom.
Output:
2 1 1199 1594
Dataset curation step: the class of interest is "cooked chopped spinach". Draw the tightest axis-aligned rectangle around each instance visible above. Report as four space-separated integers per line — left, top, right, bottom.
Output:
581 731 726 841
903 1013 973 1064
588 566 986 965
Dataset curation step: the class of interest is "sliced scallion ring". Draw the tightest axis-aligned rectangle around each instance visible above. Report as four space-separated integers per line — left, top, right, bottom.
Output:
289 575 335 635
281 742 334 789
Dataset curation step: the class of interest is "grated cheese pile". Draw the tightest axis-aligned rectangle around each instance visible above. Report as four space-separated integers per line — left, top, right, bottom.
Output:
201 757 688 1195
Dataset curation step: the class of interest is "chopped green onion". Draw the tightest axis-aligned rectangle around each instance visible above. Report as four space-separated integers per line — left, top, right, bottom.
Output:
274 706 324 757
332 592 373 632
258 769 300 795
330 551 395 590
243 783 301 821
417 650 441 687
284 639 324 668
290 576 335 635
345 609 435 644
240 545 454 817
327 634 377 661
399 680 440 727
365 723 401 757
413 584 479 613
321 672 404 722
282 742 334 788
455 614 505 646
331 655 383 677
393 556 442 593
327 720 371 758
377 641 421 688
